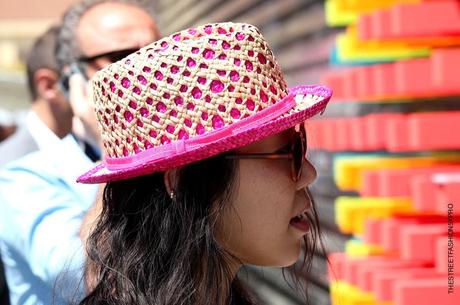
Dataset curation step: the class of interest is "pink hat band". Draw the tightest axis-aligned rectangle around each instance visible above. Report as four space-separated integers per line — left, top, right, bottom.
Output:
78 22 332 183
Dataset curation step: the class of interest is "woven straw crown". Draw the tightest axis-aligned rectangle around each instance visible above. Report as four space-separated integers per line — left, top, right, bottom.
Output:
92 22 289 158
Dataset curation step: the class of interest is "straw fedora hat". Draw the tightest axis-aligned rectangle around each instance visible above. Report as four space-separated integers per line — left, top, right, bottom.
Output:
78 22 332 183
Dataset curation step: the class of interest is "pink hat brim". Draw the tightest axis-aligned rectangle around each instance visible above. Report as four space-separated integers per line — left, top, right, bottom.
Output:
78 85 332 184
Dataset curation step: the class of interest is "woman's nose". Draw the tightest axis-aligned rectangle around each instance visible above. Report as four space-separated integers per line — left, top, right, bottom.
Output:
296 159 317 190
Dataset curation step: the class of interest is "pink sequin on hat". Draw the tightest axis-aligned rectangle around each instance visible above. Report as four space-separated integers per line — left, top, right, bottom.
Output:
78 22 332 184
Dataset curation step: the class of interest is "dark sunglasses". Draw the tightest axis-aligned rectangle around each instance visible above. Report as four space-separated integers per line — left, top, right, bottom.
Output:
60 48 140 96
78 47 140 64
225 125 307 182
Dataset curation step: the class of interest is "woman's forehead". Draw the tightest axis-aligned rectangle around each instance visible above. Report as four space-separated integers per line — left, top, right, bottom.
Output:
237 128 294 153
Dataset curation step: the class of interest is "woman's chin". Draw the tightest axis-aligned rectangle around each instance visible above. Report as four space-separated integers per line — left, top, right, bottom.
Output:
252 241 302 268
279 243 303 267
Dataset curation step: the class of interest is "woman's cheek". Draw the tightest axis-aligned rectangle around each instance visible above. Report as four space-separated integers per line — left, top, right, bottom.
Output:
215 158 300 266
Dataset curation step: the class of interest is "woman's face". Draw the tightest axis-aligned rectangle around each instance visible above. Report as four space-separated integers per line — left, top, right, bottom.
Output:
216 128 317 268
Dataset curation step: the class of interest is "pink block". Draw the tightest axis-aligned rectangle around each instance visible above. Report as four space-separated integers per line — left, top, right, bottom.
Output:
411 175 439 213
363 218 384 245
373 268 440 302
431 48 460 95
385 113 411 152
412 172 460 215
349 116 367 151
408 111 460 150
435 236 460 275
364 113 394 151
304 120 323 149
395 277 459 305
362 166 460 197
327 252 347 281
358 14 373 40
382 215 452 252
334 118 350 151
373 9 392 39
441 183 460 214
361 170 381 197
356 259 427 292
391 1 460 38
320 119 336 151
394 58 433 97
400 223 460 262
382 218 418 252
374 63 397 99
366 65 380 99
377 169 413 197
344 257 387 286
322 72 346 101
355 66 373 100
343 69 359 101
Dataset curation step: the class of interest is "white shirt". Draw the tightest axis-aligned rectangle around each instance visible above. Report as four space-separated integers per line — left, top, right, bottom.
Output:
25 111 60 151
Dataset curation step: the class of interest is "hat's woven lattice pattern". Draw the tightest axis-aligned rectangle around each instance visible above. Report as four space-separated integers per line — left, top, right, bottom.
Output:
92 22 289 158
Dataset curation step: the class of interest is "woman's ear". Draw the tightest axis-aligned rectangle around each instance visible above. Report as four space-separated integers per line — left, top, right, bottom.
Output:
164 168 180 197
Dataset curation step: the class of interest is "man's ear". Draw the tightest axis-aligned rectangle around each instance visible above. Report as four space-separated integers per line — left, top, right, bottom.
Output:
34 68 59 100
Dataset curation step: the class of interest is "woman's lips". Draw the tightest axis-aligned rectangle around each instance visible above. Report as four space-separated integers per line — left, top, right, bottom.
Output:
290 190 312 233
290 214 309 232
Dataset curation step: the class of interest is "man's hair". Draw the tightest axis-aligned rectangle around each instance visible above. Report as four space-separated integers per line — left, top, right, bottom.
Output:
56 0 158 71
26 25 60 100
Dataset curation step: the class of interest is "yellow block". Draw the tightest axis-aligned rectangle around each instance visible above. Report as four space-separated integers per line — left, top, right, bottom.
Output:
335 196 414 235
334 153 460 192
336 27 430 62
325 0 420 27
330 280 376 305
345 239 386 257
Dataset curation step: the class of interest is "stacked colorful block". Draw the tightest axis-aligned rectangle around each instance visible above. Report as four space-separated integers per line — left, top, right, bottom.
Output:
316 1 460 304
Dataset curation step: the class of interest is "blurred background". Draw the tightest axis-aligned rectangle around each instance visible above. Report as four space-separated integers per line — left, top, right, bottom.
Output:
1 0 458 305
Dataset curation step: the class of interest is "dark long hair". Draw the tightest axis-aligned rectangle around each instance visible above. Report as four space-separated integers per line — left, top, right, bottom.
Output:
79 154 324 305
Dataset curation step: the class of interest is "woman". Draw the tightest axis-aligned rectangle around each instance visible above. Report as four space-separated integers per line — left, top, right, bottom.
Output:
78 22 332 305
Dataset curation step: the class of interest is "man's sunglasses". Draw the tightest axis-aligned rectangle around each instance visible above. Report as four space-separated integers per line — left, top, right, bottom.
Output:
78 47 140 64
225 125 307 182
60 48 139 96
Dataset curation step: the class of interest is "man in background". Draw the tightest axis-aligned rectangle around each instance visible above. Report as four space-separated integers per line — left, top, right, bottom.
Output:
0 26 70 167
0 110 16 143
0 1 161 304
0 25 66 305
